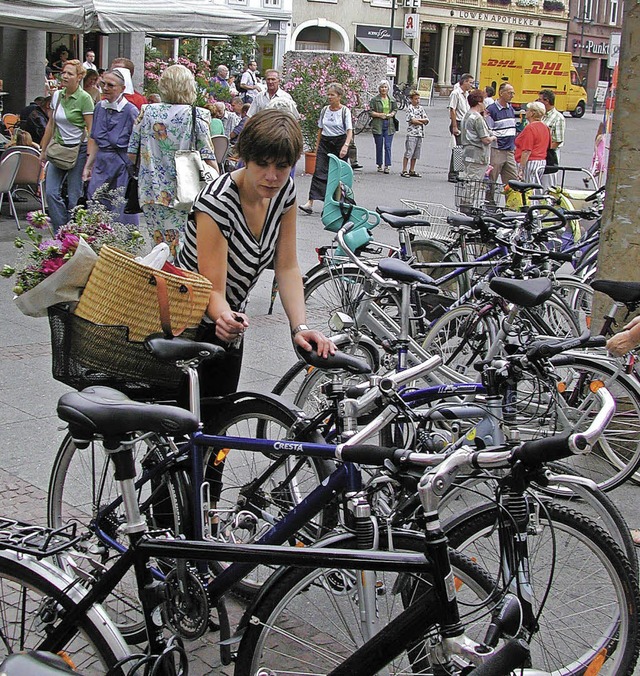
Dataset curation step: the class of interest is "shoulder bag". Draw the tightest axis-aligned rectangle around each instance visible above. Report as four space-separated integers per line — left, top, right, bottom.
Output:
544 145 559 175
45 92 82 171
174 106 217 211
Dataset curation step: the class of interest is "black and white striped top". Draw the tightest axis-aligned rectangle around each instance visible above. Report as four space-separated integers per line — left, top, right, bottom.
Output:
176 173 296 318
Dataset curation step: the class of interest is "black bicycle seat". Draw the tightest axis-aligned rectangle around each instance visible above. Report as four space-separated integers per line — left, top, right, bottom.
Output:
145 334 225 364
379 213 431 230
296 345 372 375
58 386 199 440
507 180 543 193
377 258 438 289
489 277 553 307
591 280 640 305
376 206 421 218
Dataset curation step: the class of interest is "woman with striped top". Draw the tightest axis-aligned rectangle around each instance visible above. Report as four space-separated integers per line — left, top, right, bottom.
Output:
176 109 334 397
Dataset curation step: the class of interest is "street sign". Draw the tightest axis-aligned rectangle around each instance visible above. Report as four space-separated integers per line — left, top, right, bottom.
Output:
386 57 398 77
404 13 418 40
608 34 621 69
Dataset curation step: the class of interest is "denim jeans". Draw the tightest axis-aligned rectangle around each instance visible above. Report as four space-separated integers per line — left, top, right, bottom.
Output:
45 142 87 232
373 121 393 167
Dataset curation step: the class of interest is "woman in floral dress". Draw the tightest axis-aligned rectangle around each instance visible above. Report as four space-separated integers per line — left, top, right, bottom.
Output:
127 64 216 259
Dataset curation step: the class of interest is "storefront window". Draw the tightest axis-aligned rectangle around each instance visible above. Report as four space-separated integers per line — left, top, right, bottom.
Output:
541 34 556 50
485 30 502 46
513 32 530 47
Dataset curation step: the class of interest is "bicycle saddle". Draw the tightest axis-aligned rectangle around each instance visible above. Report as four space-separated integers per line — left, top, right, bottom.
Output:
591 280 640 305
507 180 543 193
377 258 438 289
378 213 431 230
145 334 225 364
447 213 476 228
296 345 372 375
376 206 421 217
57 386 199 440
489 277 553 308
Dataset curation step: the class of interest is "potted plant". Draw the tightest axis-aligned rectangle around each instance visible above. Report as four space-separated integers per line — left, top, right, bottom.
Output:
281 54 368 154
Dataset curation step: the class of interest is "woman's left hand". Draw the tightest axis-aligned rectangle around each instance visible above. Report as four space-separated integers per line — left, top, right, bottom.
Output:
294 330 336 359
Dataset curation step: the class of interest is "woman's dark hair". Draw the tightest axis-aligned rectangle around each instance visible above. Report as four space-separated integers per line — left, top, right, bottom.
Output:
467 89 485 108
236 109 303 167
484 85 495 98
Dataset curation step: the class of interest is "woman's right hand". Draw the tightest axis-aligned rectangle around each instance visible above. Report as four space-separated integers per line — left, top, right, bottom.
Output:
215 310 249 344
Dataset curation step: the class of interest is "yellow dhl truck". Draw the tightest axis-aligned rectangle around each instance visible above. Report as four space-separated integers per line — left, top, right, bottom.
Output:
479 46 588 117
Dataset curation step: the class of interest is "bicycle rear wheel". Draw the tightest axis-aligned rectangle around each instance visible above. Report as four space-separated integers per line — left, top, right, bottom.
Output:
48 433 189 644
234 534 498 676
448 502 640 676
0 550 130 674
354 110 370 135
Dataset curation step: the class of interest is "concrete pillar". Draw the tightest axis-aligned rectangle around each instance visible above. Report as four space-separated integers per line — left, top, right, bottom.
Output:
445 24 456 85
556 34 566 50
593 0 640 324
507 31 515 47
469 27 480 78
533 33 542 49
478 28 487 74
501 30 509 46
437 23 449 86
25 30 48 104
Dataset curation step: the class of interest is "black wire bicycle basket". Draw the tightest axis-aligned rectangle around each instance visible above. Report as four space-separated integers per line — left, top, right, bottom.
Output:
47 303 190 400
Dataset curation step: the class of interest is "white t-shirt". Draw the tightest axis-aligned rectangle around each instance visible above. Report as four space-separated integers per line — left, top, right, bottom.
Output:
318 106 352 137
240 69 258 100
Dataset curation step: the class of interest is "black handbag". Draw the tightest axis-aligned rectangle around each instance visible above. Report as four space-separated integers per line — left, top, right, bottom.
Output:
124 173 142 214
544 147 559 175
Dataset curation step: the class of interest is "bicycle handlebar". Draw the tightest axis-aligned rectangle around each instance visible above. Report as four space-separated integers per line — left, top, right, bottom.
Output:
525 330 605 362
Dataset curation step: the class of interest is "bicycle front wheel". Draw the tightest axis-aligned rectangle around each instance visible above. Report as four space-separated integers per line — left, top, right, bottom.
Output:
448 502 640 676
354 110 370 135
234 534 498 676
0 550 130 674
203 395 338 598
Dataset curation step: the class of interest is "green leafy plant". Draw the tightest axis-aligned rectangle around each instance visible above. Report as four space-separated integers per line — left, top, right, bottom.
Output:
281 54 369 151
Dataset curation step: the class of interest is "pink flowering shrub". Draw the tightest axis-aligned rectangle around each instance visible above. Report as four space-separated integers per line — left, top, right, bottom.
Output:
281 54 368 150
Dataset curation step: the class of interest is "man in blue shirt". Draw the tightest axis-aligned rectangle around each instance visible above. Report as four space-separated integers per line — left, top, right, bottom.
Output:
486 83 518 185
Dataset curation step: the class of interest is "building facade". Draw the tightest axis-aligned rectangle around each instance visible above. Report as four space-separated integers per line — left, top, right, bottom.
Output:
566 0 622 100
288 0 577 91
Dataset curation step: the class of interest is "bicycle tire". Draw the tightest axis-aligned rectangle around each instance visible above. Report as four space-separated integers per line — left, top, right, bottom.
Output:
354 109 370 135
48 433 190 644
542 355 640 493
523 291 581 339
0 549 130 673
552 275 594 333
202 395 338 599
412 239 466 299
447 502 640 676
234 533 498 676
422 303 498 381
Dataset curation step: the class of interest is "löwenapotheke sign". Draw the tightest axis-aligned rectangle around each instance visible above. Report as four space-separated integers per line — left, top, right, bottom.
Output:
421 6 566 30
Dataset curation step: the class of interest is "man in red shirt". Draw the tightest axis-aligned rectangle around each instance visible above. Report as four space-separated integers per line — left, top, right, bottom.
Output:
110 57 148 110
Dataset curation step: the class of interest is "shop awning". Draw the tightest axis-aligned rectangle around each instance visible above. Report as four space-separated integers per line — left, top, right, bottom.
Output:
356 37 416 57
0 0 85 31
83 0 269 35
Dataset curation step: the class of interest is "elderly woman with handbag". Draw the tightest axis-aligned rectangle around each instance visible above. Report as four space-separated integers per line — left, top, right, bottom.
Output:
127 64 217 260
82 69 139 225
369 80 398 174
299 83 353 215
515 101 551 189
40 59 94 232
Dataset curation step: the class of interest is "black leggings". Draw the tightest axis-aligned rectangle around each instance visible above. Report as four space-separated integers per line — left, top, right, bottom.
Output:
177 321 244 407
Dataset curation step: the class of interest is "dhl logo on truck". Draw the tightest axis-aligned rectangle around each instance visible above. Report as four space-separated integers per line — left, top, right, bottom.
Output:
486 59 516 68
527 61 568 76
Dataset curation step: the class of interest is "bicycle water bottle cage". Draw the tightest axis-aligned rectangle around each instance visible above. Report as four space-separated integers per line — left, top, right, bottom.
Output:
489 277 553 308
295 344 372 375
